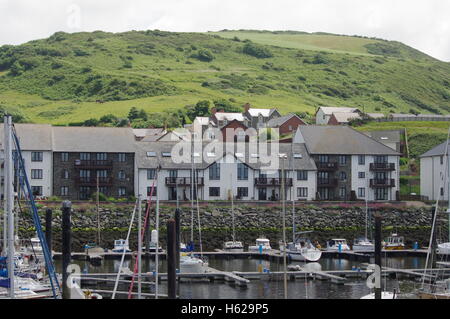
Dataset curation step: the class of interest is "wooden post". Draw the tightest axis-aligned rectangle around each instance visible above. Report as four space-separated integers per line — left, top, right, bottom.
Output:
167 219 177 299
175 208 181 270
45 208 52 259
62 201 72 299
374 214 382 300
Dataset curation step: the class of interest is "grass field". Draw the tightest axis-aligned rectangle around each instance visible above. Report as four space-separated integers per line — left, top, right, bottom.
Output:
0 30 448 125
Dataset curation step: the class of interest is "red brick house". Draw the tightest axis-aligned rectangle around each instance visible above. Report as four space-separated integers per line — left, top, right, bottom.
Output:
267 113 306 135
221 119 255 142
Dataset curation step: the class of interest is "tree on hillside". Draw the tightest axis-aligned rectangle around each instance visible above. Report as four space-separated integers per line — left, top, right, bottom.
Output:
128 107 140 120
213 99 241 113
185 100 211 121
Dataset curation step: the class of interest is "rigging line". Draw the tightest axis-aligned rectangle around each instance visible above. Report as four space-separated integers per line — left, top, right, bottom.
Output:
421 126 450 289
195 165 203 258
111 198 139 299
127 179 157 299
11 123 60 298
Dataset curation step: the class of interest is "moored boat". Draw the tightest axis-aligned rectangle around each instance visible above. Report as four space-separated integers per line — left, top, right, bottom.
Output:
326 239 350 251
248 238 272 252
383 233 405 250
112 239 131 253
353 237 375 252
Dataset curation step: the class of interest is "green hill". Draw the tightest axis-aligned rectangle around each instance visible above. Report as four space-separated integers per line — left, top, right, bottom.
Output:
0 30 448 125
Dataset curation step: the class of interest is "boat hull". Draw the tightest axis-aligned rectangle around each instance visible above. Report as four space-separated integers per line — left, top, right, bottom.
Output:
353 244 375 252
288 250 322 262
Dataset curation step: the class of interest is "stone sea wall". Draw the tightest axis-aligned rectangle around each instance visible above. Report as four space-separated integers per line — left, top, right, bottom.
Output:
16 203 445 252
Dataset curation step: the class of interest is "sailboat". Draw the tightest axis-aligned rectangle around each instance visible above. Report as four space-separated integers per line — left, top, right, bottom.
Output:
223 189 243 252
180 152 208 273
353 191 374 252
280 232 322 262
84 178 105 263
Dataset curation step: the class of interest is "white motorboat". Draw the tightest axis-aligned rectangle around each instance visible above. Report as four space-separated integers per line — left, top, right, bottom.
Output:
383 233 405 250
326 238 350 251
279 237 322 262
223 241 244 252
28 237 43 254
353 237 375 252
179 254 208 273
437 242 450 255
143 230 163 252
248 238 272 252
112 239 131 253
360 291 397 299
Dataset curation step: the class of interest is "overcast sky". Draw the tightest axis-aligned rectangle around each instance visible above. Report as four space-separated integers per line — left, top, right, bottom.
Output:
1 0 449 61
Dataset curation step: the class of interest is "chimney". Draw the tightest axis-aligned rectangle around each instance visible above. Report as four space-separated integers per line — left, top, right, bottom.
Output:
244 103 251 112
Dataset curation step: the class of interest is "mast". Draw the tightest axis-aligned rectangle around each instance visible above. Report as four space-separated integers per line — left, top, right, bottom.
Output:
4 115 14 298
291 143 295 242
281 154 287 299
137 194 142 299
190 139 194 244
96 175 100 246
155 168 160 299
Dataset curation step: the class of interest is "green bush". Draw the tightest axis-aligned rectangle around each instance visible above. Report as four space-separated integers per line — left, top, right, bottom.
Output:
194 49 215 62
242 43 273 58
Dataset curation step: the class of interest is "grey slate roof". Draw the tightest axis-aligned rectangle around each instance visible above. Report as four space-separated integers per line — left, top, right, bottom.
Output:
420 140 450 158
365 130 402 144
52 126 136 152
0 124 53 151
135 141 316 171
267 114 300 127
297 126 400 155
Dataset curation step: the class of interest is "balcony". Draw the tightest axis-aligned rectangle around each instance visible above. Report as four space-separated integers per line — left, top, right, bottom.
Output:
75 177 114 186
370 179 395 188
74 160 113 169
165 177 204 186
370 163 395 171
254 178 293 187
317 178 338 187
317 162 338 171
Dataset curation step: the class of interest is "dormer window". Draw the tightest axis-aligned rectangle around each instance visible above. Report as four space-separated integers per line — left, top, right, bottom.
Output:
146 152 157 157
162 152 171 157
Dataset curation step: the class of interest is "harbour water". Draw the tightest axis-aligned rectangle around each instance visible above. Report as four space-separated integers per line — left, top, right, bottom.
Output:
54 256 425 299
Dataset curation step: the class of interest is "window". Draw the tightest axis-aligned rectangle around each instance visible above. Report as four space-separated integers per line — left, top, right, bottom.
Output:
237 163 248 180
62 169 69 179
297 187 308 198
61 153 69 162
339 171 347 181
147 169 156 180
31 152 43 162
80 170 90 178
147 187 157 196
99 187 108 195
80 187 90 200
441 187 444 196
339 155 347 165
358 155 365 165
293 154 302 159
339 187 346 198
375 188 389 200
441 156 444 165
237 187 248 198
118 187 126 197
209 163 220 180
31 169 43 179
374 155 388 164
209 187 220 197
358 172 365 179
97 170 107 178
118 171 126 180
80 153 90 161
60 186 69 196
118 153 126 162
96 153 107 161
318 155 329 163
358 188 366 198
169 170 177 178
162 152 171 157
297 170 308 181
31 186 43 196
146 152 156 157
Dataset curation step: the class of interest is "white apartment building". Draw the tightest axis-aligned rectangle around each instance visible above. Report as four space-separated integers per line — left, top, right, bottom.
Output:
0 124 53 198
420 140 450 201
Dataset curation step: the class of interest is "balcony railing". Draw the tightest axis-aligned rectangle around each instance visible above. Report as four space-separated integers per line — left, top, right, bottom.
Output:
370 179 395 187
165 177 204 186
370 163 395 171
74 160 113 168
75 177 114 186
317 178 338 187
254 178 293 187
317 162 338 171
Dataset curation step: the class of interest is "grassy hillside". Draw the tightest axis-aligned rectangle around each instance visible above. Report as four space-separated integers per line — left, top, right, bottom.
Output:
354 121 449 158
0 30 449 125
